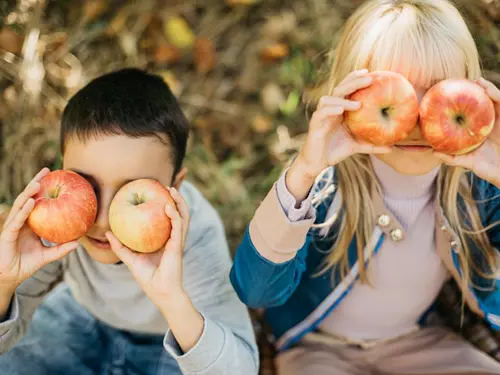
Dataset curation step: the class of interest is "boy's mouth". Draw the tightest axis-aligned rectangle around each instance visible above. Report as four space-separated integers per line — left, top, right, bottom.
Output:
87 236 111 249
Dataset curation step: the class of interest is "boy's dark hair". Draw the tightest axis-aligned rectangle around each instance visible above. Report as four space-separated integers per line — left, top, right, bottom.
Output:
60 68 190 177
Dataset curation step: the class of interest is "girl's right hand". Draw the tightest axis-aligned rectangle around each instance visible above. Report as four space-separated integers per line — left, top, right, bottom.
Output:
0 168 79 296
287 69 392 202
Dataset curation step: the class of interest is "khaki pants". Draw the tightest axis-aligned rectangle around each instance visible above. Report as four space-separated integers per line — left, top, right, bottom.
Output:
276 326 500 375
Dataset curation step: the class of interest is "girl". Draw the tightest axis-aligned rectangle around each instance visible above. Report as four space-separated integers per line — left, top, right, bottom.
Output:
230 0 500 374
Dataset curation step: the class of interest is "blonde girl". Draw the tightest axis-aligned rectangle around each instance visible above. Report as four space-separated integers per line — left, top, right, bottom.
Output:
230 0 500 374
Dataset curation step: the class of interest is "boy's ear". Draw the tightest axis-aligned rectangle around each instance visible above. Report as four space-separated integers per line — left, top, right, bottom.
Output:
172 167 188 190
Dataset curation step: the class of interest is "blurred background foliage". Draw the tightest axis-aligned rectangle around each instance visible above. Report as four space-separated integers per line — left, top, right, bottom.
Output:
0 0 499 251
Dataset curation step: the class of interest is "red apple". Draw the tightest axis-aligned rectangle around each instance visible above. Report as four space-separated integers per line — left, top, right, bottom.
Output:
108 179 176 253
344 71 419 146
28 170 98 244
420 79 495 155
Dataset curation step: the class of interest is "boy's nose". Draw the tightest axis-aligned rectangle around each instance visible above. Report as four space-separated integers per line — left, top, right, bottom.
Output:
92 192 111 231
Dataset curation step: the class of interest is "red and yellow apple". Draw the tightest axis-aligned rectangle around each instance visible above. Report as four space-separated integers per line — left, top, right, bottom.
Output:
28 170 98 244
420 79 495 155
108 179 176 253
344 71 419 146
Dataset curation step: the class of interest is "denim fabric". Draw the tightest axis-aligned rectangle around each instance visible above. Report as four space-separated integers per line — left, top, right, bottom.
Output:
0 283 181 375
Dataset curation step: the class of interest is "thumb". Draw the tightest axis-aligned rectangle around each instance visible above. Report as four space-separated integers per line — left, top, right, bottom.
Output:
42 241 79 265
105 231 136 266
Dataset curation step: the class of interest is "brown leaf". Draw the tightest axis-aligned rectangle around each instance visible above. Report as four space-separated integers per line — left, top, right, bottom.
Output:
82 0 109 22
484 0 500 20
261 83 286 114
0 27 24 55
193 37 216 73
226 0 260 6
153 43 181 64
260 43 289 63
164 16 196 49
251 115 273 134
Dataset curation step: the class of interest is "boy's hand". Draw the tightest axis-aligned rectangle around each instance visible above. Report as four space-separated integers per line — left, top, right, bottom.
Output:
433 78 500 188
107 187 205 353
0 168 79 294
106 187 189 307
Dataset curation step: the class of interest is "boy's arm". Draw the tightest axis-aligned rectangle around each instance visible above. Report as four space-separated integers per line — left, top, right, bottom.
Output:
229 171 316 308
0 260 63 353
163 211 259 375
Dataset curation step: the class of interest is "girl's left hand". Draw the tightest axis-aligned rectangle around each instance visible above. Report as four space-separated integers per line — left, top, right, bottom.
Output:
106 187 190 308
434 78 500 187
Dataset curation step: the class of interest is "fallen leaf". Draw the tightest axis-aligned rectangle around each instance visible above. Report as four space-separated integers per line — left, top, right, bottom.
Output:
82 0 109 22
261 83 286 114
262 11 297 39
106 8 130 36
0 27 24 55
164 16 196 49
193 37 216 73
153 43 181 64
260 43 289 62
226 0 260 6
280 89 300 117
252 115 273 134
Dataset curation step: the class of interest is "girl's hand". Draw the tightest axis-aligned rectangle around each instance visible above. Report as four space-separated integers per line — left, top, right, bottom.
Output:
434 78 500 187
106 187 190 307
287 69 392 202
0 168 79 293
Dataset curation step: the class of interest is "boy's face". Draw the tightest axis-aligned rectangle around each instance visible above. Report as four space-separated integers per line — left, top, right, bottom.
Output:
62 134 186 264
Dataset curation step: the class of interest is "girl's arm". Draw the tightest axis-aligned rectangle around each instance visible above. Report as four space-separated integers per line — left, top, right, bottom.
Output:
230 164 317 308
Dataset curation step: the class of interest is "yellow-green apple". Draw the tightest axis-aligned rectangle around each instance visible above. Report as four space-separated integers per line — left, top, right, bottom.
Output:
420 79 495 155
28 170 97 244
344 71 419 146
109 179 176 253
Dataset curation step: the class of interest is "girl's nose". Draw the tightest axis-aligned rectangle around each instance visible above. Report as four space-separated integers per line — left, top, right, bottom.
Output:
92 191 112 231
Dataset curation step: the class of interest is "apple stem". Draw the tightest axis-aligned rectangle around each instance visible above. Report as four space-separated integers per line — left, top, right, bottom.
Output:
52 185 61 199
133 192 143 205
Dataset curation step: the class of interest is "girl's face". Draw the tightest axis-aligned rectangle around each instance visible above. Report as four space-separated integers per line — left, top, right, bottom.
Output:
373 85 444 175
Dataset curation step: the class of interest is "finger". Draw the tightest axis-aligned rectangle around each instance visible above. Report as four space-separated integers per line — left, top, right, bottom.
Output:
163 204 183 256
4 183 41 229
317 96 361 111
433 152 471 169
333 76 373 98
310 107 345 131
105 231 137 266
2 198 35 244
478 78 500 102
169 188 190 237
41 241 79 265
339 69 370 85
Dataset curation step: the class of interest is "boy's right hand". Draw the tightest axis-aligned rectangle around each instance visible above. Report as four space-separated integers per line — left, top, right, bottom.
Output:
0 168 79 296
287 69 392 203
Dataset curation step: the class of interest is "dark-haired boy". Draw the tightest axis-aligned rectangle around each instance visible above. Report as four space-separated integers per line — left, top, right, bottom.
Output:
0 68 258 375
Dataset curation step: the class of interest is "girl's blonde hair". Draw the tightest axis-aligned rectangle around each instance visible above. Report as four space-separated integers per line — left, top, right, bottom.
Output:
317 0 499 290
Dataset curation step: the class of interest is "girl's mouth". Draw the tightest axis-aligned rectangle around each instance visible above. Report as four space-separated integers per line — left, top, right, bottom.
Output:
87 236 111 249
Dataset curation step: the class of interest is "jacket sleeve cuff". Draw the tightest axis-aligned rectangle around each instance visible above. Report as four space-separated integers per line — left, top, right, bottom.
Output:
249 180 316 264
163 315 225 373
0 294 19 340
276 170 314 222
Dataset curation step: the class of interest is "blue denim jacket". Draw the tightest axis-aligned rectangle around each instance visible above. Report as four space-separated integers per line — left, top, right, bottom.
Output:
230 168 500 351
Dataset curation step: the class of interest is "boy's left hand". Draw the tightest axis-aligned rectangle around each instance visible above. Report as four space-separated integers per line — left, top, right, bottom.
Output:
106 187 189 308
434 78 500 188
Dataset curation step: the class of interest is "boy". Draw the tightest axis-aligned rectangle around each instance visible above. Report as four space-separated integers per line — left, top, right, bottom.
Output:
0 68 258 375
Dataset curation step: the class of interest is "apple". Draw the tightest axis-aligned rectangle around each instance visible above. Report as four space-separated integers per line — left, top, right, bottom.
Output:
28 170 98 244
344 71 419 146
108 179 176 253
420 79 495 155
